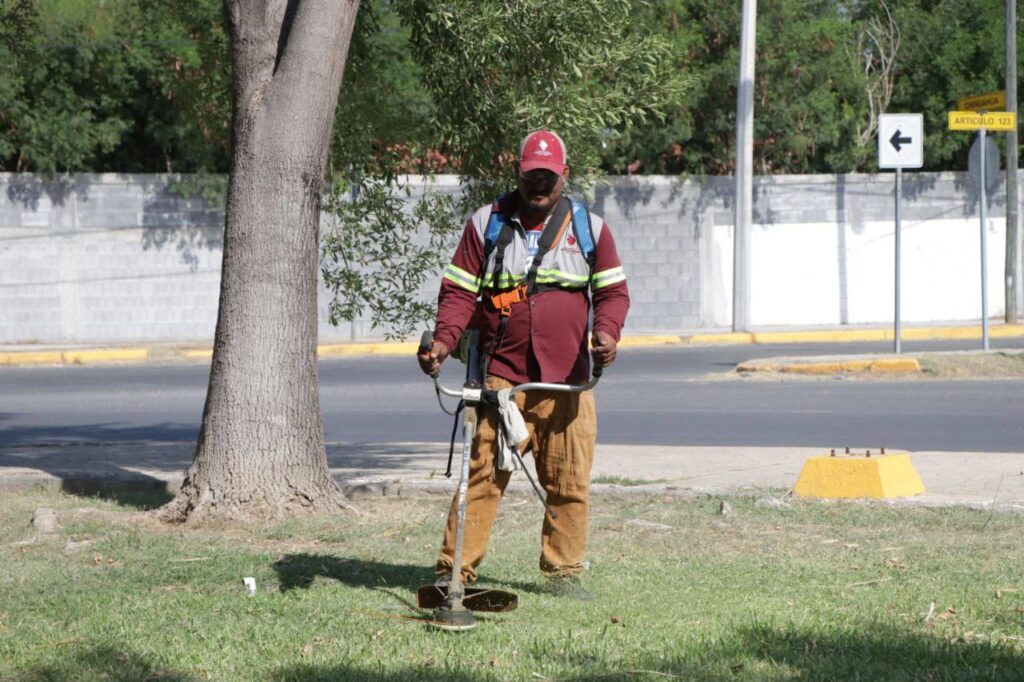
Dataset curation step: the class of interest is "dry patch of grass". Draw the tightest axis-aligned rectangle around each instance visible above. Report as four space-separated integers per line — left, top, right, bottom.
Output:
919 351 1024 379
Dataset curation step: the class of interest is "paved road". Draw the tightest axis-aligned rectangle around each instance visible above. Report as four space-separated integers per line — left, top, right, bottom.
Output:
1 339 1022 452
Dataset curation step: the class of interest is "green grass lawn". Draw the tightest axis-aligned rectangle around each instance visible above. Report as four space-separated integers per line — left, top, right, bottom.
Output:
2 488 1022 681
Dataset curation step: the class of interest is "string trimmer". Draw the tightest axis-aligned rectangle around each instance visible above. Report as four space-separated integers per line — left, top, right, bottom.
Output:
416 330 602 631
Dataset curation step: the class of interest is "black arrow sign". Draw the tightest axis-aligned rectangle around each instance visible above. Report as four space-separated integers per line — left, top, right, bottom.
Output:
889 129 913 152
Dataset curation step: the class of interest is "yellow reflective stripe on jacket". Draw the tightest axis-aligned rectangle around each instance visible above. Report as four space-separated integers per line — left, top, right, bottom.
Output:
591 266 626 289
444 264 481 292
534 269 590 289
482 271 525 289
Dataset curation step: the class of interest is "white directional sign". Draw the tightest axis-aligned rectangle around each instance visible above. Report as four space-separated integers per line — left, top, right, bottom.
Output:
878 113 924 169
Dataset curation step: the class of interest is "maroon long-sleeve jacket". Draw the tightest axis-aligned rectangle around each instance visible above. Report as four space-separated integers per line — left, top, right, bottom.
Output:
433 196 630 385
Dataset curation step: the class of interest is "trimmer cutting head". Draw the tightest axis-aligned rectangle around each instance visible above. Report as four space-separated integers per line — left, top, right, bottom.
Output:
428 604 477 632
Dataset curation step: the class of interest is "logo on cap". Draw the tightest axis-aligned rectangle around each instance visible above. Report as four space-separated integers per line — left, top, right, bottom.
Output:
518 130 567 174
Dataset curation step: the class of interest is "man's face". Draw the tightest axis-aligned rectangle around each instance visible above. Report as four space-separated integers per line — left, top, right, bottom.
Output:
516 164 568 214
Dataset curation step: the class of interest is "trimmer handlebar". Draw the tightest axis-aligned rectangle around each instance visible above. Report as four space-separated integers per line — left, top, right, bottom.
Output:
420 329 602 398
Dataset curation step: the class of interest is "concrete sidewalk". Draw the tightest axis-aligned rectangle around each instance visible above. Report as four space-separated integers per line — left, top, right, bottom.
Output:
2 322 1023 367
2 440 1022 510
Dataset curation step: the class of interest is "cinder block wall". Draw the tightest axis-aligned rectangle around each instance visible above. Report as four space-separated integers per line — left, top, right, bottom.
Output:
0 172 1020 344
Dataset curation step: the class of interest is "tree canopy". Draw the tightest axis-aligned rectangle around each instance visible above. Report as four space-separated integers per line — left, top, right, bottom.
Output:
3 0 1019 177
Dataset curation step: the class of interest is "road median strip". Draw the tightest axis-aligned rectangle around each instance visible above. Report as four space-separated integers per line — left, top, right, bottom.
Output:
738 357 921 374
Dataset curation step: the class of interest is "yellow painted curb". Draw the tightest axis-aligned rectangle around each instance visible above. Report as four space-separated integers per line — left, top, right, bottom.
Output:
902 324 1024 340
0 349 148 366
780 362 843 374
690 332 754 345
739 358 920 374
0 351 64 366
794 451 925 499
617 335 684 348
185 350 213 359
62 349 148 364
318 342 419 358
778 358 920 374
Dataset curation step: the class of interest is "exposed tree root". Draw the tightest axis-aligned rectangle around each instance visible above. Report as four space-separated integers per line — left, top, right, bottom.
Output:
158 476 360 525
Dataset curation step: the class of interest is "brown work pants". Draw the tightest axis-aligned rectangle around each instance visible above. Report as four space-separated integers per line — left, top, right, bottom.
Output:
436 376 597 584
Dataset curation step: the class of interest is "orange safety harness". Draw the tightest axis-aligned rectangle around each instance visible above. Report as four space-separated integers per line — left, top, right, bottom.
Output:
489 284 528 317
486 202 573 317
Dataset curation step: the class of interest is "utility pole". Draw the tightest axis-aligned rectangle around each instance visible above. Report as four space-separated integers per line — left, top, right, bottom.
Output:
1006 0 1020 323
733 0 756 332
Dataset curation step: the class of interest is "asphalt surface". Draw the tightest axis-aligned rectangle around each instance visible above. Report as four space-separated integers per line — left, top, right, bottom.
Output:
1 339 1022 452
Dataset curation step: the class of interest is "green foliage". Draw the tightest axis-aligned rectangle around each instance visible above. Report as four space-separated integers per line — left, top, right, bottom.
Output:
610 0 872 174
883 1 1017 170
3 0 1021 177
131 0 231 173
320 0 454 341
321 0 689 338
0 0 229 173
329 0 437 177
320 176 460 340
398 0 689 200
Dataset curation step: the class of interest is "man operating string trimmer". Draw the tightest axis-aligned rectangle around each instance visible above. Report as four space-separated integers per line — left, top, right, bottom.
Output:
417 130 630 599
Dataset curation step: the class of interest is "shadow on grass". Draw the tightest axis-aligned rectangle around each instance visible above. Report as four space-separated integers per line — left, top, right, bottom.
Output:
273 554 431 613
271 665 480 681
19 644 196 681
563 623 1024 681
18 623 1021 680
273 553 550 606
267 624 1024 680
60 482 175 510
274 554 427 593
722 623 1024 680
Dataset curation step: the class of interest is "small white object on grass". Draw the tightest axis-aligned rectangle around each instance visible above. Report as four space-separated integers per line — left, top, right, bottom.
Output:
243 577 257 596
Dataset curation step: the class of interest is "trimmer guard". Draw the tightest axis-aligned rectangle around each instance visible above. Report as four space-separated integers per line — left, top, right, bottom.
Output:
416 584 519 613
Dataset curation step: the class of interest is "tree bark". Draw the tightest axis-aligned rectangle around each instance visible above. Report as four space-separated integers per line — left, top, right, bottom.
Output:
161 0 361 523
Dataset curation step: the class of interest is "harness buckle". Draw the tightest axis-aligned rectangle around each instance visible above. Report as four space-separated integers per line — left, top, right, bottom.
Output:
490 284 528 317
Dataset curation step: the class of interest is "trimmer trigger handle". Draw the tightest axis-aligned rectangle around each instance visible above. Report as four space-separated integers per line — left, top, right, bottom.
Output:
419 330 434 354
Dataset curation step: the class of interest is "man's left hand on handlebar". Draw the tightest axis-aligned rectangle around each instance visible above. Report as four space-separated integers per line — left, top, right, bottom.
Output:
591 331 617 368
417 340 450 376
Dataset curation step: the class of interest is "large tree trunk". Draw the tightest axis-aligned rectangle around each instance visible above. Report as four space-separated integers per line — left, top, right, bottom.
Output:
161 0 361 523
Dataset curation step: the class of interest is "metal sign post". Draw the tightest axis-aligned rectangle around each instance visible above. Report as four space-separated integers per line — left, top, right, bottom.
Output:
949 103 1015 350
894 168 902 353
878 113 924 354
979 128 990 351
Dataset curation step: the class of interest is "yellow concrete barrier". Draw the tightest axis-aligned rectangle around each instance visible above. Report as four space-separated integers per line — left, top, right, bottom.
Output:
794 451 925 499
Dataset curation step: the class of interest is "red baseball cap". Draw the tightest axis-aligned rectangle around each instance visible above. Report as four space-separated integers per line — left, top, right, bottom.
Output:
518 130 567 174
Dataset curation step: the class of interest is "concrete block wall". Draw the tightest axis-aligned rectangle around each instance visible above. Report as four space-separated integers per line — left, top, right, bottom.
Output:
591 176 715 331
0 175 223 343
0 172 1021 344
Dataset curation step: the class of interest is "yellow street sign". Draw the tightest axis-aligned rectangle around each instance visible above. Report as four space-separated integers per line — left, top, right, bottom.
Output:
956 90 1006 112
948 111 1017 131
